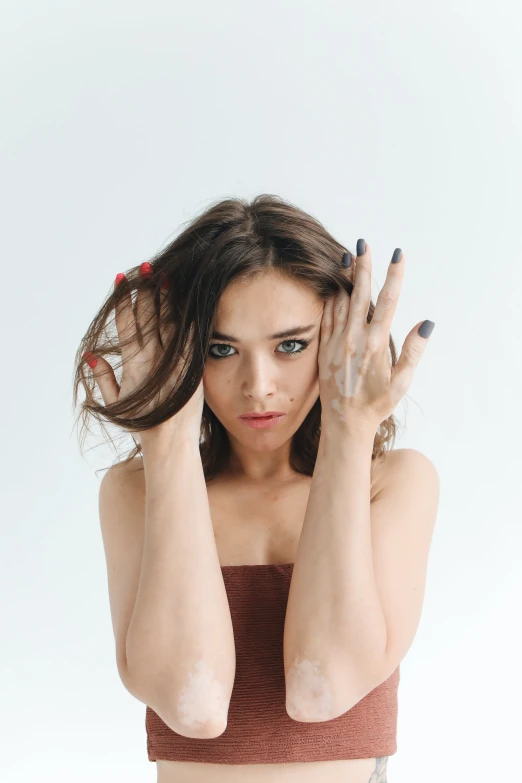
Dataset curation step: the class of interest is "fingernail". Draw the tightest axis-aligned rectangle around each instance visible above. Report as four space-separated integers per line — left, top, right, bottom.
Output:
140 262 153 279
160 272 169 290
341 252 352 268
418 320 435 338
115 273 125 288
391 248 402 264
83 351 98 369
356 238 366 257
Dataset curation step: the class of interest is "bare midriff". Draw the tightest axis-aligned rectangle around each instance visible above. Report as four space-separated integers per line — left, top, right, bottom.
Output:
156 756 388 782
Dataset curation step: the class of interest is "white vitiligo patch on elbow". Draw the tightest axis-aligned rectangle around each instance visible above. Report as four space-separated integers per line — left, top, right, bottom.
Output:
285 655 335 721
176 659 229 730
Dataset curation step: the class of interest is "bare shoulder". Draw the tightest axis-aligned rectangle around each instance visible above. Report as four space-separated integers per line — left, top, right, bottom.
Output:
98 456 146 560
111 454 145 480
98 456 147 545
372 448 439 501
100 456 145 495
386 448 439 482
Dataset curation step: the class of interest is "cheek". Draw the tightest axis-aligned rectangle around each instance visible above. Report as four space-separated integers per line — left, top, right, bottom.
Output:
202 365 231 402
295 351 319 383
289 365 319 403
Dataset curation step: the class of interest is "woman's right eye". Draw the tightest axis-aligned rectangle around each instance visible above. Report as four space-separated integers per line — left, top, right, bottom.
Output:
208 343 235 359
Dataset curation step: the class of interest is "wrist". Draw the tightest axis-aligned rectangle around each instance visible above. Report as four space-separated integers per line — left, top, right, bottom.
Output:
140 422 200 455
320 416 377 446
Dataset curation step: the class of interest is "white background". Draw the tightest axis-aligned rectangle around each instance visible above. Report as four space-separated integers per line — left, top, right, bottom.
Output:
1 1 521 781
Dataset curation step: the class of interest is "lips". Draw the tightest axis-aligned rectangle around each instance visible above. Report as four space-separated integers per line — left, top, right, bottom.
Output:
238 413 286 429
238 412 285 419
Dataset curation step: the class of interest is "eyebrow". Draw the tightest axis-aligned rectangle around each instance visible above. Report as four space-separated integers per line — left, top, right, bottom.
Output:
210 324 317 342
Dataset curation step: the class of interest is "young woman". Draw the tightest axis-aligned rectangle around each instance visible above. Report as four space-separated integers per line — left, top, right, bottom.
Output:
74 194 439 783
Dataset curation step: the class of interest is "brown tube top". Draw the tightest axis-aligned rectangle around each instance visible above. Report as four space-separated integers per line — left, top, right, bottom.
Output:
146 563 400 764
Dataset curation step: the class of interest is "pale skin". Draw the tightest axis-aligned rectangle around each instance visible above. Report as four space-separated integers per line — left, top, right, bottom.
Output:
202 270 324 483
174 242 431 725
90 243 435 762
90 264 327 731
317 243 427 430
176 659 230 731
200 242 433 723
174 272 325 728
284 654 335 721
284 242 433 720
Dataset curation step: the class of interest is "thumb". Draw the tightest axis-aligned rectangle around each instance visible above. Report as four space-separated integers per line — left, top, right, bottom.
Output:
83 353 120 407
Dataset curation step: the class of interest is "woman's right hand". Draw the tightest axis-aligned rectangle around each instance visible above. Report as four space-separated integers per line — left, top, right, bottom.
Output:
84 263 204 445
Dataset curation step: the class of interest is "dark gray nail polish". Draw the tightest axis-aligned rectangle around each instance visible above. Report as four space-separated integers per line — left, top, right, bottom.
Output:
341 252 352 268
356 238 366 257
391 248 402 264
418 320 435 338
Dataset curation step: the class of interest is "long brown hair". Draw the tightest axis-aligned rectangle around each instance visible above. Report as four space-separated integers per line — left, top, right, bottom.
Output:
72 194 399 482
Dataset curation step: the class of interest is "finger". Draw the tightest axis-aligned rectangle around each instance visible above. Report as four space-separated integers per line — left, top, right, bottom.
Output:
346 239 372 333
369 248 404 339
155 271 194 365
319 296 334 349
113 274 137 362
135 262 159 348
85 354 120 407
158 275 175 349
333 250 355 334
333 280 350 333
333 291 350 334
390 319 434 396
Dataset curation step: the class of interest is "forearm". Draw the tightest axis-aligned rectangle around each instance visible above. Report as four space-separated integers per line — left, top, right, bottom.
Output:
284 423 387 720
126 428 235 737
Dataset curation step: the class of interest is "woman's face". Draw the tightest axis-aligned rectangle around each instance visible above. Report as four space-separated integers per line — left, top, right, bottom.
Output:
203 271 324 450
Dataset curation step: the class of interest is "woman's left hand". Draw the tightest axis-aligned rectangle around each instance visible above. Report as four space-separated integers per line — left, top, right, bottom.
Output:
318 240 435 434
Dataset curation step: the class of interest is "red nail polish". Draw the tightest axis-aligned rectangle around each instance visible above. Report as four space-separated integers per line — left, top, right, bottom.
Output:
83 352 97 369
160 272 169 290
140 262 153 279
115 273 125 287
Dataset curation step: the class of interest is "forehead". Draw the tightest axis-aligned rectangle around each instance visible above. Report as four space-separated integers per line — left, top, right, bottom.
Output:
215 272 322 325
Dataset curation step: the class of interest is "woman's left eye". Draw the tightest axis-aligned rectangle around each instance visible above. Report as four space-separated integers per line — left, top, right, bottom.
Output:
277 339 310 355
207 339 311 360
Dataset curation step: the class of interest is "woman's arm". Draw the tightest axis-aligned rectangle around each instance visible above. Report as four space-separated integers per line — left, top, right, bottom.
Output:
125 426 236 738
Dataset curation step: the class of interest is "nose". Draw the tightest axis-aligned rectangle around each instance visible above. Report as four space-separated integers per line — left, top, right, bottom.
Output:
241 354 277 400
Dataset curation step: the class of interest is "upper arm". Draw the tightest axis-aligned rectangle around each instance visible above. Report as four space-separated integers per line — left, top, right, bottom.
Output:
98 459 146 690
371 448 440 679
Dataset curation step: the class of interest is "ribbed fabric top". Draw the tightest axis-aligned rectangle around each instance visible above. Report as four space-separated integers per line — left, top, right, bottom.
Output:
146 563 400 765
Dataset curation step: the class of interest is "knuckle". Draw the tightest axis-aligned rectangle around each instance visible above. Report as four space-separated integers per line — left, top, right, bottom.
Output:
404 342 422 362
378 289 397 308
343 339 359 358
350 288 366 304
366 338 381 353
